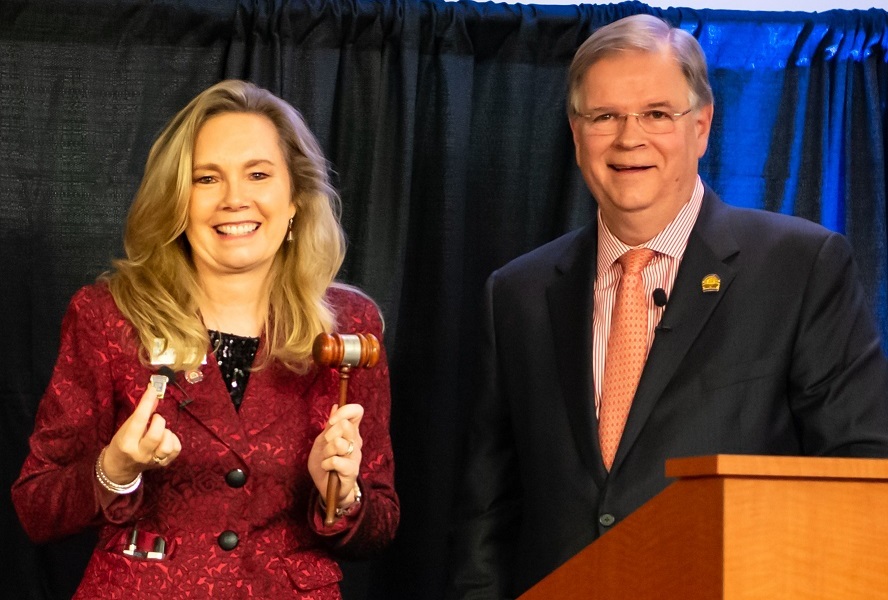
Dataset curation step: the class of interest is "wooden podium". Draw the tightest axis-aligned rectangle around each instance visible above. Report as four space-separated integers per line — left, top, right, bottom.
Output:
519 455 888 599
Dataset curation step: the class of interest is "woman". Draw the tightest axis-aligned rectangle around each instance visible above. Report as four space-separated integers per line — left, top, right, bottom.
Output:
12 80 398 599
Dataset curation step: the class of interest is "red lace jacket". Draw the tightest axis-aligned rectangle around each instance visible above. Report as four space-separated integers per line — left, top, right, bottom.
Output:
13 284 399 599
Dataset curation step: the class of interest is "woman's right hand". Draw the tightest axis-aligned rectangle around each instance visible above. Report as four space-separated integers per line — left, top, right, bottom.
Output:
101 385 182 484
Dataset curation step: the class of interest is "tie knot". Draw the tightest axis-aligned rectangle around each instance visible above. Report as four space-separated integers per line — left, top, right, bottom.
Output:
617 248 655 275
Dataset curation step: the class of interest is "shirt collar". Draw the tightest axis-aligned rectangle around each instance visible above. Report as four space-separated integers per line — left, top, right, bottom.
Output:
597 176 705 271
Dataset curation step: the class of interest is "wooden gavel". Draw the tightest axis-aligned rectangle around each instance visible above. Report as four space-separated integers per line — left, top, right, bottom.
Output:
312 332 381 525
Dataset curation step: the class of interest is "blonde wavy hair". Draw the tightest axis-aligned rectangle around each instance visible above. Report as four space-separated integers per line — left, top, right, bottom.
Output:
105 80 346 371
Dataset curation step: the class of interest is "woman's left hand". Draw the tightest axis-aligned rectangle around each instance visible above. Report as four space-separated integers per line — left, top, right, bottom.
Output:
308 403 364 507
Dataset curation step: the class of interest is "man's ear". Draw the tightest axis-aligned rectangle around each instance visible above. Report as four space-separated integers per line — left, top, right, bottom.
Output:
695 103 714 158
569 116 583 165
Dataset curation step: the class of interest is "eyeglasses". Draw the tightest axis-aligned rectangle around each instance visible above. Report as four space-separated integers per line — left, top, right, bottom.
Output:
574 108 694 135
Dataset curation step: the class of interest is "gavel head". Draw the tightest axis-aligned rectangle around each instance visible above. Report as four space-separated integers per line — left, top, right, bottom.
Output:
312 332 380 370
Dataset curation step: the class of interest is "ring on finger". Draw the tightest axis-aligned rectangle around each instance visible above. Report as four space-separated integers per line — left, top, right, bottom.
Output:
345 439 355 457
152 454 166 465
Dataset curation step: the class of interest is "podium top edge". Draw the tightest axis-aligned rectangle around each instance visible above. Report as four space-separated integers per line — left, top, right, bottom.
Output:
665 454 888 480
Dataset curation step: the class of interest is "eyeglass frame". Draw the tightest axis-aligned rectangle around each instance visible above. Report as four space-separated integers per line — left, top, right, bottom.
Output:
573 107 696 135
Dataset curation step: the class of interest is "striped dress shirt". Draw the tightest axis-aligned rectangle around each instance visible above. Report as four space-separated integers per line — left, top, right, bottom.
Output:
592 176 705 415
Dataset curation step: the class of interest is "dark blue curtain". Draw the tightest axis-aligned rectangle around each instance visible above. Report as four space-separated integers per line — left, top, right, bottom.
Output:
1 1 885 598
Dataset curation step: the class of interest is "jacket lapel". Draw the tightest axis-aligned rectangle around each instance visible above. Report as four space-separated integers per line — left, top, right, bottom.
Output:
611 189 740 472
174 350 252 459
546 225 608 482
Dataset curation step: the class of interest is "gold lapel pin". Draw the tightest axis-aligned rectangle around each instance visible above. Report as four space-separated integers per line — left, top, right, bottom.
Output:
701 274 721 293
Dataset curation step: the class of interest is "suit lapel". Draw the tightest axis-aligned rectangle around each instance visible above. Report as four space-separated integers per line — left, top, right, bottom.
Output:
546 225 608 482
611 190 740 472
175 349 252 459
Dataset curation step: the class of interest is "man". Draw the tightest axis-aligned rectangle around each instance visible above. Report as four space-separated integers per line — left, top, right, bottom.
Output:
448 13 888 600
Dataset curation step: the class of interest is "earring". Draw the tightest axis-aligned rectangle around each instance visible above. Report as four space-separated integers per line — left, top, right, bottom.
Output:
287 217 294 242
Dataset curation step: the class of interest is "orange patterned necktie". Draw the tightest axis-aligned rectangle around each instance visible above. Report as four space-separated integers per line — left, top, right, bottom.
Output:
599 248 655 470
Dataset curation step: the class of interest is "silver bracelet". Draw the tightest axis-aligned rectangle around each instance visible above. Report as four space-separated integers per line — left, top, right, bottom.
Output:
95 447 142 494
335 481 362 517
318 481 363 517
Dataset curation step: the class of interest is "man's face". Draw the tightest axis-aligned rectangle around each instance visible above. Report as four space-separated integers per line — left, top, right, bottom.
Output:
569 48 713 244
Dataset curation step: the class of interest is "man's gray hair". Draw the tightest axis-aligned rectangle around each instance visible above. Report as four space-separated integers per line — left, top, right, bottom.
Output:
567 14 714 116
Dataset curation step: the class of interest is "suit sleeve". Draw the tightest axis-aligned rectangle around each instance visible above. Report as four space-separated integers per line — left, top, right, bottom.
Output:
310 292 400 559
789 232 888 456
11 287 143 543
447 272 522 600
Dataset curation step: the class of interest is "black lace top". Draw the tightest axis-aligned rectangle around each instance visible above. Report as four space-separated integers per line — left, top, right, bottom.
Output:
208 330 260 410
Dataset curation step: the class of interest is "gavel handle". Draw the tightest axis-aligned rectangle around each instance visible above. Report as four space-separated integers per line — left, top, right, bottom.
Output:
324 368 351 525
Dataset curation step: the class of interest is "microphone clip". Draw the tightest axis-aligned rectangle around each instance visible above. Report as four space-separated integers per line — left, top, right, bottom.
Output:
154 367 195 409
149 374 169 399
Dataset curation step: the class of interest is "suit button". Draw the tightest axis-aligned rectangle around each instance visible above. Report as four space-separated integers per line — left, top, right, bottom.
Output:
217 530 239 551
599 513 616 527
225 468 247 488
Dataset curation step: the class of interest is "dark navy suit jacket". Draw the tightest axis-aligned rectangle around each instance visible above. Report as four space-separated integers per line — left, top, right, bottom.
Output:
449 186 888 599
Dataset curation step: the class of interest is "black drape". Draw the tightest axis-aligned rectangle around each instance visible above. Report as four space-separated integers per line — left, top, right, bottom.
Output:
2 1 886 598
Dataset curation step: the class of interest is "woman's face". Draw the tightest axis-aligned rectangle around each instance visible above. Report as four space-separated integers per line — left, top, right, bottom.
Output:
186 112 295 281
